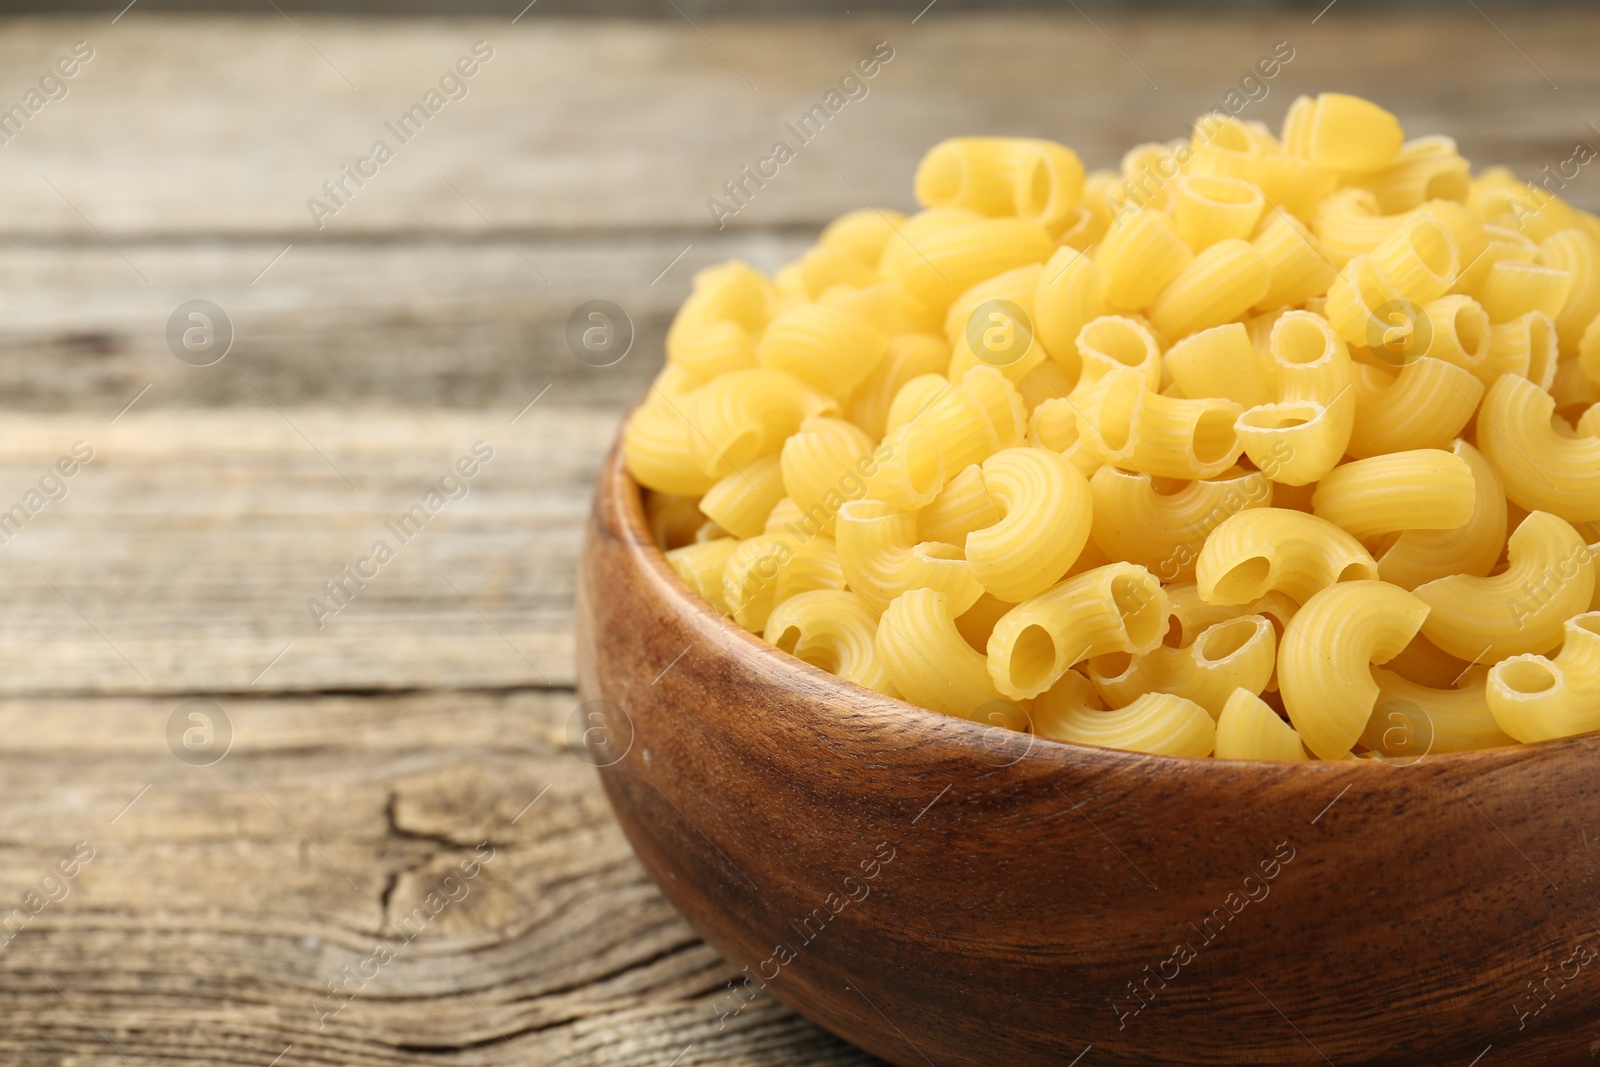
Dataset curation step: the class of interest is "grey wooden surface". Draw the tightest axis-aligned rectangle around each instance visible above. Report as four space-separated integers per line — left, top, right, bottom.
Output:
0 9 1595 1065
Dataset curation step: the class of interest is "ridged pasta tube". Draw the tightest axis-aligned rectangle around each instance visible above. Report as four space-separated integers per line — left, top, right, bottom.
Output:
876 588 1010 717
722 531 845 632
1036 692 1216 757
1251 208 1341 312
987 563 1168 699
1361 666 1515 755
1478 373 1600 522
1486 612 1600 742
765 589 898 697
1283 93 1404 174
1347 135 1471 213
1165 322 1272 409
1033 246 1109 380
665 538 740 616
835 499 983 615
700 453 786 538
1414 510 1596 660
665 261 772 379
1147 238 1272 340
756 303 889 399
1197 508 1378 606
1365 213 1459 305
1346 358 1484 458
1173 174 1266 251
966 448 1092 602
779 417 877 537
886 217 1056 313
686 369 838 479
1279 580 1430 760
1089 465 1271 582
914 137 1086 230
1538 228 1600 354
1088 613 1277 719
1377 440 1509 590
1095 208 1193 310
1310 448 1477 540
1235 311 1354 485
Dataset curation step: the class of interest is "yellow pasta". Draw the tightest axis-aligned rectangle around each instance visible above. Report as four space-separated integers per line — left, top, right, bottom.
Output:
722 529 845 632
1089 613 1277 718
1310 448 1476 540
1251 209 1341 312
1033 246 1109 380
699 453 787 538
1164 323 1272 409
1173 174 1266 251
966 448 1092 602
665 537 740 616
819 207 907 267
1279 580 1430 759
1235 311 1355 485
666 261 772 379
623 92 1600 759
915 137 1086 230
1036 691 1216 757
876 588 1011 717
1476 260 1575 324
987 563 1168 700
884 217 1056 313
1197 508 1378 606
845 333 950 440
1413 510 1596 661
765 589 898 697
1215 689 1309 761
1486 612 1600 742
1478 372 1600 522
1095 207 1194 310
1346 358 1484 457
1347 135 1471 213
756 303 888 398
1539 228 1600 354
1283 93 1404 174
1146 238 1272 340
1090 465 1272 583
1361 666 1515 756
1377 439 1508 590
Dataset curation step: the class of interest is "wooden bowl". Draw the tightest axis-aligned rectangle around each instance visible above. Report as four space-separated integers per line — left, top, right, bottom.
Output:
576 439 1600 1067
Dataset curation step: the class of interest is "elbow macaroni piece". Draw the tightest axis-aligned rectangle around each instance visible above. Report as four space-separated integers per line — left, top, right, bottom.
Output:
1197 508 1378 606
1413 510 1596 660
1280 580 1430 759
1478 373 1600 522
966 448 1092 602
765 589 898 697
627 93 1600 759
988 563 1168 699
1486 612 1600 742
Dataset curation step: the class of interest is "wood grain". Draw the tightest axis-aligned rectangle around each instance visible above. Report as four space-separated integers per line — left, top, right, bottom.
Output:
6 10 1600 1065
579 441 1600 1067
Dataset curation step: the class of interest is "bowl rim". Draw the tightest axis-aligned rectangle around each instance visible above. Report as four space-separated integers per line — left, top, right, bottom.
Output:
601 433 1593 774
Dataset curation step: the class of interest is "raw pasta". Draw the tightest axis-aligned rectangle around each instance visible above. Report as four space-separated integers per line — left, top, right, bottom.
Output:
628 93 1600 760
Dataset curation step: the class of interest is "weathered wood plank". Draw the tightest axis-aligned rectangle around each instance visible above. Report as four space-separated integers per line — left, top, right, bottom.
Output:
0 408 614 695
0 689 881 1066
0 12 1591 240
0 234 807 410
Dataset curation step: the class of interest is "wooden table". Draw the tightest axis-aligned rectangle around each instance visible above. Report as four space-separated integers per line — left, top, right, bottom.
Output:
0 10 1594 1064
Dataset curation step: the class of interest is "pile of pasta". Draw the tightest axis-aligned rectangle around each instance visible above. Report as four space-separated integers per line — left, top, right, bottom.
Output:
626 92 1600 761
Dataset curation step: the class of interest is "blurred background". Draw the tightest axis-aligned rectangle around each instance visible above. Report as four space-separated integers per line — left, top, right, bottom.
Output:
0 2 1592 1064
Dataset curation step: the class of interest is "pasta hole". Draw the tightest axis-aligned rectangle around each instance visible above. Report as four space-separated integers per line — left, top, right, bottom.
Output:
1337 561 1377 583
1008 624 1059 694
1501 659 1556 695
772 625 803 655
1149 476 1189 496
1406 219 1455 279
1162 616 1186 648
1018 157 1052 218
1096 650 1134 681
1191 408 1239 466
1573 615 1600 639
797 644 842 675
1273 316 1332 365
1214 556 1271 603
1198 617 1256 663
1450 300 1488 355
1081 320 1153 369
